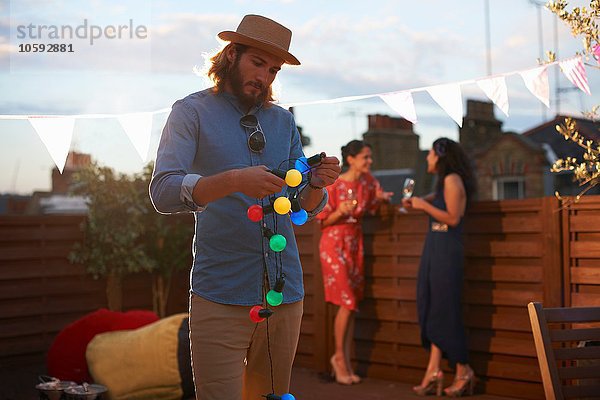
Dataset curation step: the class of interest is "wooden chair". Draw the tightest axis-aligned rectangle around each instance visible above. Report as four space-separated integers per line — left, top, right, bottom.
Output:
528 302 600 399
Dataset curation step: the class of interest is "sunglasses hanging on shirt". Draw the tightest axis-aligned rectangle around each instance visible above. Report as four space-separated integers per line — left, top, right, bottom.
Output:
240 114 266 153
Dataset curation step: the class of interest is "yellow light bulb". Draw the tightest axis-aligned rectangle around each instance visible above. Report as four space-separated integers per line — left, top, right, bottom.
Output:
273 197 291 214
285 169 302 187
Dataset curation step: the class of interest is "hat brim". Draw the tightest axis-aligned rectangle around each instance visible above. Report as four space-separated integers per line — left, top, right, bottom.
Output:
218 31 300 65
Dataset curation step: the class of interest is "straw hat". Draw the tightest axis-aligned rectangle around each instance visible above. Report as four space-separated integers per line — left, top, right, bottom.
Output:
218 14 300 65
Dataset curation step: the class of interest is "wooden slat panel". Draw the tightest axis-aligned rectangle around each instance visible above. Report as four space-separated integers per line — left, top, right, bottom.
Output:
464 214 542 233
0 246 74 261
572 292 600 307
465 240 543 258
470 355 541 382
469 331 538 357
553 346 600 360
465 305 532 332
571 241 600 258
544 307 600 323
570 214 600 232
0 226 82 241
550 327 600 342
562 384 600 398
464 288 543 307
465 264 542 283
571 267 600 284
0 262 86 280
365 281 416 301
558 365 600 379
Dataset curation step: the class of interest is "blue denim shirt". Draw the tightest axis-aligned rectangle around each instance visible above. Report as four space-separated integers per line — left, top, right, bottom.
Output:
150 88 328 306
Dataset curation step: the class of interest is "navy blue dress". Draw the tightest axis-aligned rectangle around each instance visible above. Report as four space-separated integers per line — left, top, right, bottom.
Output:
416 185 468 366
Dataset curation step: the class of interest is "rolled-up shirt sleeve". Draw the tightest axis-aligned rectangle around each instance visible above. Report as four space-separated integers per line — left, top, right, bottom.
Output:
150 101 205 214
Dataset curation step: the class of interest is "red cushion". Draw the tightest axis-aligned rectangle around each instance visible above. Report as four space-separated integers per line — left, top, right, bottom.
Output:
47 309 159 383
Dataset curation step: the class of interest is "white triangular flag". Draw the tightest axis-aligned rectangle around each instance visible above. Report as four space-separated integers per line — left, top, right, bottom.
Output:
118 112 154 161
559 56 591 95
426 84 463 127
29 117 75 173
519 66 550 108
379 92 417 123
476 76 509 116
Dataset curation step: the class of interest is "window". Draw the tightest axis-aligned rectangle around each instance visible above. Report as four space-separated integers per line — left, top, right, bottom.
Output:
493 177 525 200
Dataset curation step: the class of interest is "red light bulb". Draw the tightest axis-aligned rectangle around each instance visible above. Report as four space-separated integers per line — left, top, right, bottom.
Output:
249 305 265 322
249 305 273 323
247 205 263 222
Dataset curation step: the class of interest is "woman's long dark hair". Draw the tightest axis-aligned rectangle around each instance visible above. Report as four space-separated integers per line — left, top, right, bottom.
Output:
432 138 476 200
341 140 371 168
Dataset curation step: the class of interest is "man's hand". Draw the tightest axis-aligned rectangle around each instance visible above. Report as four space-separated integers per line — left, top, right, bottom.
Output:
234 166 285 198
309 156 341 188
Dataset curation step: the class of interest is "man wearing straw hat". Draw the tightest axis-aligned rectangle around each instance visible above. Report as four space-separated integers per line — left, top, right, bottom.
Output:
150 14 341 400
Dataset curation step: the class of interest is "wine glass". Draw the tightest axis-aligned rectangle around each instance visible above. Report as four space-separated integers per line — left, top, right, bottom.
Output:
398 178 415 214
346 188 358 223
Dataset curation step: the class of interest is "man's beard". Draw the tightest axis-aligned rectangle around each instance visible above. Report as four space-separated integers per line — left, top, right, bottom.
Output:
228 61 268 108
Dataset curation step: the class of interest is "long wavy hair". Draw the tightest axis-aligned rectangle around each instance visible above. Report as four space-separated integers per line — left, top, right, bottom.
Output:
207 42 275 106
432 137 476 200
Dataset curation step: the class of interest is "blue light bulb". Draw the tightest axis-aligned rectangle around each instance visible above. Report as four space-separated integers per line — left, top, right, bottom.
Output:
290 209 308 225
295 157 309 173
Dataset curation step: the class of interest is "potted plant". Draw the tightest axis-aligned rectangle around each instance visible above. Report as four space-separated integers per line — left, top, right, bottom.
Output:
69 163 154 311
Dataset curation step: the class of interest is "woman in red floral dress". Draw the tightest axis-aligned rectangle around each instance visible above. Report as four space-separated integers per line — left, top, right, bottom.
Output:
317 140 392 385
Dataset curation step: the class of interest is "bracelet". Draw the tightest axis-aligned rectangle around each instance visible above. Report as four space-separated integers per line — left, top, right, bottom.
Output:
308 181 324 190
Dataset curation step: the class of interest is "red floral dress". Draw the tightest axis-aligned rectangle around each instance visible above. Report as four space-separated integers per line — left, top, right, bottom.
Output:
317 173 382 311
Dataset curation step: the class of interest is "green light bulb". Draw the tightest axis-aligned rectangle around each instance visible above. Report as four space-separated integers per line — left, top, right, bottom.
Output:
269 234 287 252
267 290 283 307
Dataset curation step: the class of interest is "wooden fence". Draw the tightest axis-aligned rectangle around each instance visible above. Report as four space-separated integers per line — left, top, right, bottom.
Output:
1 196 599 399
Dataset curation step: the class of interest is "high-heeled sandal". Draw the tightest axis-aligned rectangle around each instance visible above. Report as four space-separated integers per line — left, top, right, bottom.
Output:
330 356 353 385
350 373 361 384
412 369 444 396
444 367 476 397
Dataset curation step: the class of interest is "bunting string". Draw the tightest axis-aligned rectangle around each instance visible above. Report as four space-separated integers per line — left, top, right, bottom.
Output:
0 56 592 173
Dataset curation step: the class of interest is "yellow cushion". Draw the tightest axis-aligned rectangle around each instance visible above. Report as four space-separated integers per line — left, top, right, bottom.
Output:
86 313 187 400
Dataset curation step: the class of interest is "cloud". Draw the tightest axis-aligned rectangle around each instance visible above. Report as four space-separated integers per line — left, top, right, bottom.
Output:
276 15 479 100
149 13 236 73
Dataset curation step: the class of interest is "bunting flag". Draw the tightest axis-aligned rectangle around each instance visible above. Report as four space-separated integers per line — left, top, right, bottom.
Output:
426 83 463 127
559 56 591 95
29 117 75 173
117 112 154 161
476 76 509 116
519 66 550 108
379 91 417 123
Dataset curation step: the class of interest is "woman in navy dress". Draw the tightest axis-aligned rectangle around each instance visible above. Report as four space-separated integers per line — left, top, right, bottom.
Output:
402 138 476 397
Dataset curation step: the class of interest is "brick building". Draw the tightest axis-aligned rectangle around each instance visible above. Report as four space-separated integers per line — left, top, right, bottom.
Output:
364 100 599 201
360 114 433 202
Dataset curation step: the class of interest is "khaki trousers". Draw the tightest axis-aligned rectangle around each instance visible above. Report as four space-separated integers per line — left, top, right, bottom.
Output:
189 294 303 400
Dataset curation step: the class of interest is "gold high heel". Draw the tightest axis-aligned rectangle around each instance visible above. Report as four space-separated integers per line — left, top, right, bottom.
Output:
444 367 476 397
330 355 353 385
412 369 444 396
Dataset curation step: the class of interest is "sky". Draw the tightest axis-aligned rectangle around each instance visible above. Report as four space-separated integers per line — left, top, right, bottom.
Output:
0 0 598 194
